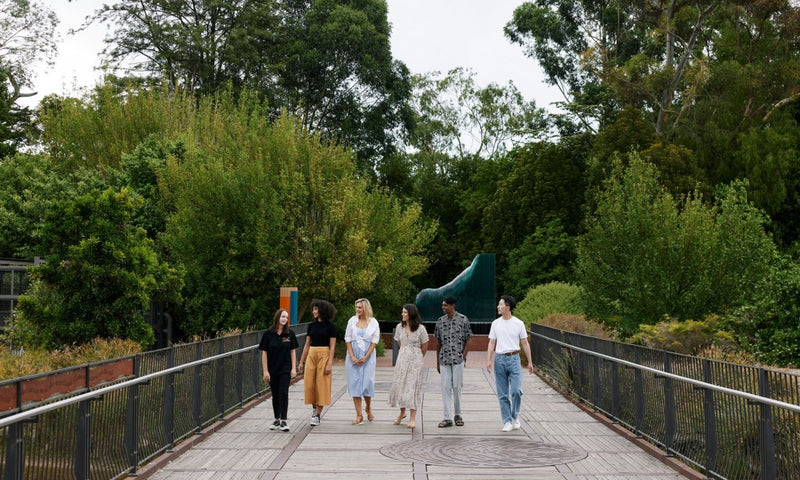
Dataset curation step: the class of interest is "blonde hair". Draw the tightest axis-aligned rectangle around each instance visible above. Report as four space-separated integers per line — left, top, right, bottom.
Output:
355 298 374 321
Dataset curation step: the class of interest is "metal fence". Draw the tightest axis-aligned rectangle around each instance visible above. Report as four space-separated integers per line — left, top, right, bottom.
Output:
529 323 800 480
0 325 308 480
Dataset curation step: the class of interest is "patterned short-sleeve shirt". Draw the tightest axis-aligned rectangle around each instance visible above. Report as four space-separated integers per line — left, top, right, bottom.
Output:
434 311 472 366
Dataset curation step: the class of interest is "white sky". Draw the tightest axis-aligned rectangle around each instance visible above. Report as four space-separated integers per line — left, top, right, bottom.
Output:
21 0 562 110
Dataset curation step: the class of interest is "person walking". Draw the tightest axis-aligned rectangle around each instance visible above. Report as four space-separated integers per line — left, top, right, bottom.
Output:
486 295 534 432
298 299 337 426
388 303 428 429
434 295 472 428
259 309 298 432
345 297 380 424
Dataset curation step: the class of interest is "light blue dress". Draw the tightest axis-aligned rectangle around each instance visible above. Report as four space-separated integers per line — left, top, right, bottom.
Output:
345 317 379 397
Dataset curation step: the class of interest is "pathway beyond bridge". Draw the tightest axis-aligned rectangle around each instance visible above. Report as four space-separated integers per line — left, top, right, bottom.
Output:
135 350 699 479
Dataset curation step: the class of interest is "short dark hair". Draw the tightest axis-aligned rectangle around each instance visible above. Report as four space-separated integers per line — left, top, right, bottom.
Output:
403 303 422 331
311 299 337 323
500 295 516 312
443 295 457 305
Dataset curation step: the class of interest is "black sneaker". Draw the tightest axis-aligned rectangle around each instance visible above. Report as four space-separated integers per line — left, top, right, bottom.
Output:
269 420 280 430
280 421 289 432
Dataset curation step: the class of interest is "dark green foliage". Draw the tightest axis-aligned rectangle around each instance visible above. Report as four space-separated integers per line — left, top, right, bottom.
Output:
725 258 800 367
13 188 182 349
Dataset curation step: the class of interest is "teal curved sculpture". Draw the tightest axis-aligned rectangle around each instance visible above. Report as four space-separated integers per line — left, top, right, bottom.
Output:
415 253 495 324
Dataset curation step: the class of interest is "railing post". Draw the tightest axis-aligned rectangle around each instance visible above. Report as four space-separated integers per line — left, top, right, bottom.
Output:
124 355 141 474
253 347 262 394
193 343 203 432
216 340 225 419
592 338 601 410
236 335 244 407
4 422 24 480
74 399 92 480
702 359 717 476
663 354 676 454
634 348 644 436
757 368 777 479
163 347 176 449
611 343 620 420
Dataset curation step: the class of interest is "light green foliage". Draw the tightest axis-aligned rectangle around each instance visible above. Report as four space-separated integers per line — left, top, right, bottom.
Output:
630 315 736 355
11 188 182 349
146 91 435 335
576 154 777 336
516 281 586 324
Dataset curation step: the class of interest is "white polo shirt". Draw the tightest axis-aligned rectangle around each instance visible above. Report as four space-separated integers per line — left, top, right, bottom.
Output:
488 315 527 354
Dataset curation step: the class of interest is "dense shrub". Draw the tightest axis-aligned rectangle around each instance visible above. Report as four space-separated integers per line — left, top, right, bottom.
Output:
629 315 736 355
0 338 141 380
516 281 586 323
536 313 611 339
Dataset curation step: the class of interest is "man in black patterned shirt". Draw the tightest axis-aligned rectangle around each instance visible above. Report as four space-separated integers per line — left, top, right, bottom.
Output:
434 296 472 427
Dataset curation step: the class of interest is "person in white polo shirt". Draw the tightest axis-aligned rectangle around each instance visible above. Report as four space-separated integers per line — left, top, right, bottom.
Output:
486 295 534 432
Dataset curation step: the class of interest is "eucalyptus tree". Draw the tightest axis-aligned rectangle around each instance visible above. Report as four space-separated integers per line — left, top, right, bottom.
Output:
0 0 58 155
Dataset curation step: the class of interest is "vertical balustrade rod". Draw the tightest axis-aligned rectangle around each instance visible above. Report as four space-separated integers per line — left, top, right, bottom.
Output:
664 354 676 454
702 359 717 476
125 355 142 473
758 369 777 479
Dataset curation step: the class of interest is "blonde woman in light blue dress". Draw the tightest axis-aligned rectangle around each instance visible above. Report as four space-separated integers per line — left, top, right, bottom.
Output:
345 298 380 424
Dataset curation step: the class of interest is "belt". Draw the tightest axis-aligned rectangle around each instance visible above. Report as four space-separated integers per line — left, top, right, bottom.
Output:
500 351 519 356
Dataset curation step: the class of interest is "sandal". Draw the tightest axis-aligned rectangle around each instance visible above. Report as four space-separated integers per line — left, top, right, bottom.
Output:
406 421 415 429
438 419 454 428
366 409 374 422
352 415 364 425
454 415 464 426
393 413 406 425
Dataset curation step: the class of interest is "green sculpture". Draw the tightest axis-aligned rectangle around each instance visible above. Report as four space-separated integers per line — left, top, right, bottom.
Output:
415 254 496 324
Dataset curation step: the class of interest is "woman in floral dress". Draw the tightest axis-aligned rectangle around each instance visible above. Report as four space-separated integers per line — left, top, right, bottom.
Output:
388 303 428 429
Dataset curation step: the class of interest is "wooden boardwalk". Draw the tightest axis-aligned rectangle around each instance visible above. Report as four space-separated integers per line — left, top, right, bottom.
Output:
134 351 700 480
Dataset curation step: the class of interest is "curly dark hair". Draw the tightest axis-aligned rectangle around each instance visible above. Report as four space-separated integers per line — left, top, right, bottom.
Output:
311 299 337 323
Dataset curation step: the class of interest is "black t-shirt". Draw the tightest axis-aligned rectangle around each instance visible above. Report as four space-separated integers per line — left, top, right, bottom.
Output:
258 329 299 375
307 321 337 347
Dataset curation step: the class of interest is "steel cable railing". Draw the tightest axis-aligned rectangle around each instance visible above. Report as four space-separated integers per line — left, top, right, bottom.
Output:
529 324 800 480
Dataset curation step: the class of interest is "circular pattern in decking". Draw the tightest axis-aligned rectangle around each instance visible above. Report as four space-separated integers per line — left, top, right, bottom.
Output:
379 437 588 468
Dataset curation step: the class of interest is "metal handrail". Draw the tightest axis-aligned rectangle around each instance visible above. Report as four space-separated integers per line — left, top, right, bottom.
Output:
529 329 800 413
0 346 254 430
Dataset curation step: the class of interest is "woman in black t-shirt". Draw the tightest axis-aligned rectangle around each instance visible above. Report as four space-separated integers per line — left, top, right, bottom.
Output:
298 299 337 426
259 309 299 432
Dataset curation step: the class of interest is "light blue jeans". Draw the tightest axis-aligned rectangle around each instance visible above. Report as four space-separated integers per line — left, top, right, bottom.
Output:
494 353 522 424
440 362 464 421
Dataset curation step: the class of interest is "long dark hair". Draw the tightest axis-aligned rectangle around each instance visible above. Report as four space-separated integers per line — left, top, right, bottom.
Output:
311 299 337 323
271 309 291 334
403 303 421 332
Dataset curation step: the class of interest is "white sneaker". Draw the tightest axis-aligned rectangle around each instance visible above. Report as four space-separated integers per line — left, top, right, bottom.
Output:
310 414 320 426
502 422 513 432
269 419 280 430
512 418 521 430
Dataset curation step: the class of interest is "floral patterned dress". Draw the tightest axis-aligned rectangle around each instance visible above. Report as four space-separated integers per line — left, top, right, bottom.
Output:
388 323 429 409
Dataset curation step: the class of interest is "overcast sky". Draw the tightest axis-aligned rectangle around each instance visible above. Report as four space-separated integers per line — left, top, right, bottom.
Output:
21 0 561 110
